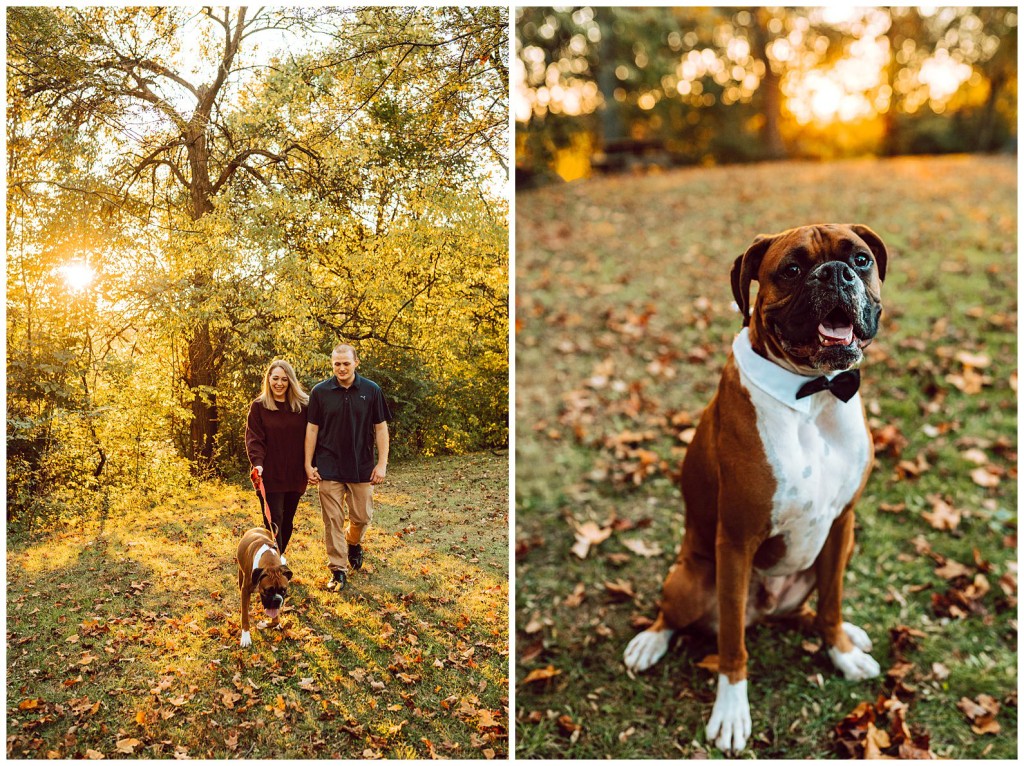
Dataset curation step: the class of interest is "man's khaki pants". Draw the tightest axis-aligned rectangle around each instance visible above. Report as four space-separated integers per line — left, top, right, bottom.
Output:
318 480 374 573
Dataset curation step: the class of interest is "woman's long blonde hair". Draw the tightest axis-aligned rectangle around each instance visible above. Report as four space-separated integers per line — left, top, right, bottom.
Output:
258 359 309 412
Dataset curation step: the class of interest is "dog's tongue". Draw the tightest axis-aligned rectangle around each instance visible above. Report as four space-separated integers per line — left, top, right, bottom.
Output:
818 321 855 347
264 607 280 620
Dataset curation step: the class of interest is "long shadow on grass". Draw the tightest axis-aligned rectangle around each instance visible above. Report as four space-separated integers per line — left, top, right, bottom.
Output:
8 479 508 759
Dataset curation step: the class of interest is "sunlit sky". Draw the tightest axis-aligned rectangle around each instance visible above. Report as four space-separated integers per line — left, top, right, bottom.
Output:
60 262 95 292
515 8 984 126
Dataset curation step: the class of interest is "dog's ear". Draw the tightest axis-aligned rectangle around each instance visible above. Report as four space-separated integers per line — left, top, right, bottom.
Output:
731 234 776 327
281 566 293 582
252 568 264 585
847 224 888 282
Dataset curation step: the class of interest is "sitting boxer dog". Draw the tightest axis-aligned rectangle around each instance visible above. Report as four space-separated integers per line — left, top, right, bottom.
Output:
624 224 888 753
237 527 293 648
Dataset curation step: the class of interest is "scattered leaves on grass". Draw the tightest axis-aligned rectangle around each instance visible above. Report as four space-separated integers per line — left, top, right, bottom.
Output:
929 548 994 620
834 687 934 757
831 626 937 761
957 694 1002 735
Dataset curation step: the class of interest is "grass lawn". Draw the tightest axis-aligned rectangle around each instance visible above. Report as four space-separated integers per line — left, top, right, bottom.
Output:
7 451 508 759
514 155 1017 759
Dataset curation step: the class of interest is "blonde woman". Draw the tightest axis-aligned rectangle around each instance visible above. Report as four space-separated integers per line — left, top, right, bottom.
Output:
245 360 310 556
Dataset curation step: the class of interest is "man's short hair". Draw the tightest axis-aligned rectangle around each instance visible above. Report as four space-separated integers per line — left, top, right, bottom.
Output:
332 343 359 361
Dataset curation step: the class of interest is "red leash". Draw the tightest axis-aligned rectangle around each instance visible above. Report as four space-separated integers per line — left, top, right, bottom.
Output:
250 467 276 535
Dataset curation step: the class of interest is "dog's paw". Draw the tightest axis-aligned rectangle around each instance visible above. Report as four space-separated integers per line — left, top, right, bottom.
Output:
828 645 880 681
842 621 873 653
707 675 751 753
240 630 252 648
623 628 673 672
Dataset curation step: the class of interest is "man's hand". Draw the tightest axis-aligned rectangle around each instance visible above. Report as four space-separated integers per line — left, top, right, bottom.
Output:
306 465 321 484
370 463 387 485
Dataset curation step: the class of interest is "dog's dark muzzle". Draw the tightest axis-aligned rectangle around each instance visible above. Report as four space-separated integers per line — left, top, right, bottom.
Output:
261 590 286 609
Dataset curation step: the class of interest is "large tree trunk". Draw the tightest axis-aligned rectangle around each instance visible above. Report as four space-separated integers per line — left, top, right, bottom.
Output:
186 124 216 219
183 130 218 472
752 9 786 160
976 70 1006 152
185 320 218 471
595 8 626 147
177 11 246 475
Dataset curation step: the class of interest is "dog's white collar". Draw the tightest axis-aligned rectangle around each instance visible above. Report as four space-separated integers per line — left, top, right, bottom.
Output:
732 328 854 414
252 543 278 576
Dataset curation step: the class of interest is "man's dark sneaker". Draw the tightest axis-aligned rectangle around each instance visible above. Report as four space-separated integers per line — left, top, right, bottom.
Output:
348 543 363 571
326 570 347 592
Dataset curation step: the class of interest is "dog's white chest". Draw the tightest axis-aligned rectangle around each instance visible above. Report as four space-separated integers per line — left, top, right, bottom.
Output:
740 373 870 575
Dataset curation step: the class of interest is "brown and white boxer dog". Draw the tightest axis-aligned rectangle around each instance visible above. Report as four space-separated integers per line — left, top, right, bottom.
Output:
624 224 888 752
237 527 292 648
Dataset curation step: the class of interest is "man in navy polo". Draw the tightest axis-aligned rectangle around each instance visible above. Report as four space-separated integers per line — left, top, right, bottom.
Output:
304 344 392 592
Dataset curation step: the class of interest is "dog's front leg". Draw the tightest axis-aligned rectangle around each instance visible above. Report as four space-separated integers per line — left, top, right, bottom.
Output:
240 571 252 648
707 533 756 753
815 508 879 680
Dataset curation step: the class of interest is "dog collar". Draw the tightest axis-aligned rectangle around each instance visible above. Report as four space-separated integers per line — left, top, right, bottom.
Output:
252 543 277 576
732 328 856 413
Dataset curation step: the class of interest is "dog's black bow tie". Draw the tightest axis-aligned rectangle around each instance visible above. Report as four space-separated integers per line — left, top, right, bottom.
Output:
796 370 860 402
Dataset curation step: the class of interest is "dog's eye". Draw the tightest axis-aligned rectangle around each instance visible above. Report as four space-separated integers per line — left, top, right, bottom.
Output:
781 263 802 279
853 252 872 269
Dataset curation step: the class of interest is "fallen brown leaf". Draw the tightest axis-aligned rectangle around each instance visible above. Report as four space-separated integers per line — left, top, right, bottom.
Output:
620 537 663 558
958 694 1002 735
571 520 613 559
970 467 1001 488
115 738 141 754
520 666 561 686
556 714 581 735
872 423 908 457
955 350 991 368
603 579 636 601
897 453 931 479
921 494 960 531
934 559 972 579
564 582 586 608
520 641 544 664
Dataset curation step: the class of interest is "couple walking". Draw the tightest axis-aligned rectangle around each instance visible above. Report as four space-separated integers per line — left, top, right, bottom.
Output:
244 344 392 592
